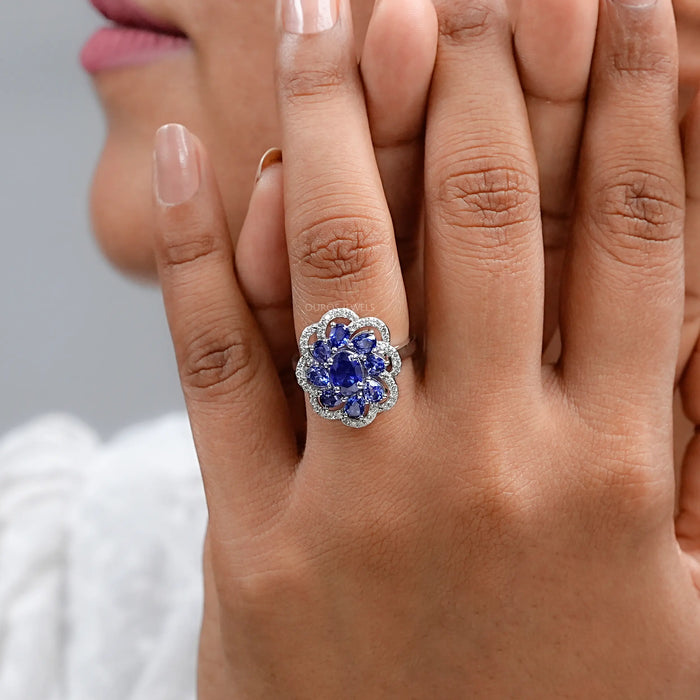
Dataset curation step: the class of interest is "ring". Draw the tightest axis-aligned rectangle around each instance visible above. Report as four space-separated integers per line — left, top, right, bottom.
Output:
295 308 412 428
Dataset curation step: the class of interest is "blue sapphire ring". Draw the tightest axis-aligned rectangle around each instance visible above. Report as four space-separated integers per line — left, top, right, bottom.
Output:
295 308 410 428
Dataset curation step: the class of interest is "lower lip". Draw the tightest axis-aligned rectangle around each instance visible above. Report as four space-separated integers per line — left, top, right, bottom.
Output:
80 27 190 75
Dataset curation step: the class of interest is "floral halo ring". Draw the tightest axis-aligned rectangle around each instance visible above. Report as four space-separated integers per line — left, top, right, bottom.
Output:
295 308 408 429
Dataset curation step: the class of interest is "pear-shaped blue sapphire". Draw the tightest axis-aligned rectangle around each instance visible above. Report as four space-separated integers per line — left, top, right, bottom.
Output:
352 332 377 354
319 389 342 409
365 353 386 375
364 379 385 404
330 351 364 391
345 396 365 419
307 366 331 388
312 340 332 363
329 323 350 348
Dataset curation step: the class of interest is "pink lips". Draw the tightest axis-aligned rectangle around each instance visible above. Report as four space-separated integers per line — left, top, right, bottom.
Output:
81 0 190 74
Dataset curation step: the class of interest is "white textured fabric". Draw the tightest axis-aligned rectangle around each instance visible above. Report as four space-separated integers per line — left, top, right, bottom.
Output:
0 412 207 700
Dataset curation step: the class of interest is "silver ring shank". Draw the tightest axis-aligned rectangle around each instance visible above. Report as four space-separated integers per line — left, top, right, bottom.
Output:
395 337 418 361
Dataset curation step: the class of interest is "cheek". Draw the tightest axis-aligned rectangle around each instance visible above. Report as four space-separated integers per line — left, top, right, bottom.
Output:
90 45 281 279
88 55 206 280
88 0 376 280
197 42 280 243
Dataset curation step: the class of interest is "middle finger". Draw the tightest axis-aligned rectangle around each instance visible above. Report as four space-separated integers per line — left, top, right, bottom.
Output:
275 0 409 346
424 0 545 396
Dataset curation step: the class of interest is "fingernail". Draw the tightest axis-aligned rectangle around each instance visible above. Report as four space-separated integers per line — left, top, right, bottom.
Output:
154 123 200 205
281 0 340 34
611 0 657 7
255 147 283 184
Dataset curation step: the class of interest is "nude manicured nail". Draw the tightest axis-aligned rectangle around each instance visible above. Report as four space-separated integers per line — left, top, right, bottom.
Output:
255 147 283 184
611 0 657 7
282 0 339 34
154 123 200 205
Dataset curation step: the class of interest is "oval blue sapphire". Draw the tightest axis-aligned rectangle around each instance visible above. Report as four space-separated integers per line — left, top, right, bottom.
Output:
330 351 365 390
352 332 377 354
364 353 386 375
307 366 331 388
364 379 385 404
329 323 350 348
345 396 365 419
312 340 331 363
320 389 342 409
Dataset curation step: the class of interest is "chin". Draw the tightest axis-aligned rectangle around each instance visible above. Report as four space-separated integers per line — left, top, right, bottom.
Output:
90 136 160 283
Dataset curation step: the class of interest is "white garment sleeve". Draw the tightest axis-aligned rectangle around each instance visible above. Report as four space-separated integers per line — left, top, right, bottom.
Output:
65 413 206 700
0 414 100 700
0 412 207 700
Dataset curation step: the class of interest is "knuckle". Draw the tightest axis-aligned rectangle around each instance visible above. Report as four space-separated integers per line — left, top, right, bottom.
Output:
608 47 676 86
222 554 310 616
592 169 684 249
434 161 539 264
438 162 538 225
436 1 506 45
568 413 672 531
309 491 427 580
292 215 390 287
443 475 536 563
582 457 670 529
181 326 257 396
278 61 348 106
160 224 221 269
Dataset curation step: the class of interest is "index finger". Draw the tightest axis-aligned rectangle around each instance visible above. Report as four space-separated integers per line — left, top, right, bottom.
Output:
152 124 297 537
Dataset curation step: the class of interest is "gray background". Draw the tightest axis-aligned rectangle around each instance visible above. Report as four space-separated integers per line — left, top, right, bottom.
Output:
1 0 185 439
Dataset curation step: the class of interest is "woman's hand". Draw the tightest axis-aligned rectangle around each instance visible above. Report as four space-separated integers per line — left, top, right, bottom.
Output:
152 0 700 696
234 0 600 438
233 0 439 439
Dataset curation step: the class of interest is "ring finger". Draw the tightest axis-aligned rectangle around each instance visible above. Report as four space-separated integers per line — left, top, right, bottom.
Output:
275 0 412 435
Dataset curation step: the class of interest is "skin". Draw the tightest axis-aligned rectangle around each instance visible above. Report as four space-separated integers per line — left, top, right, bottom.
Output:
87 0 700 696
89 0 373 278
90 0 700 392
91 0 699 283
